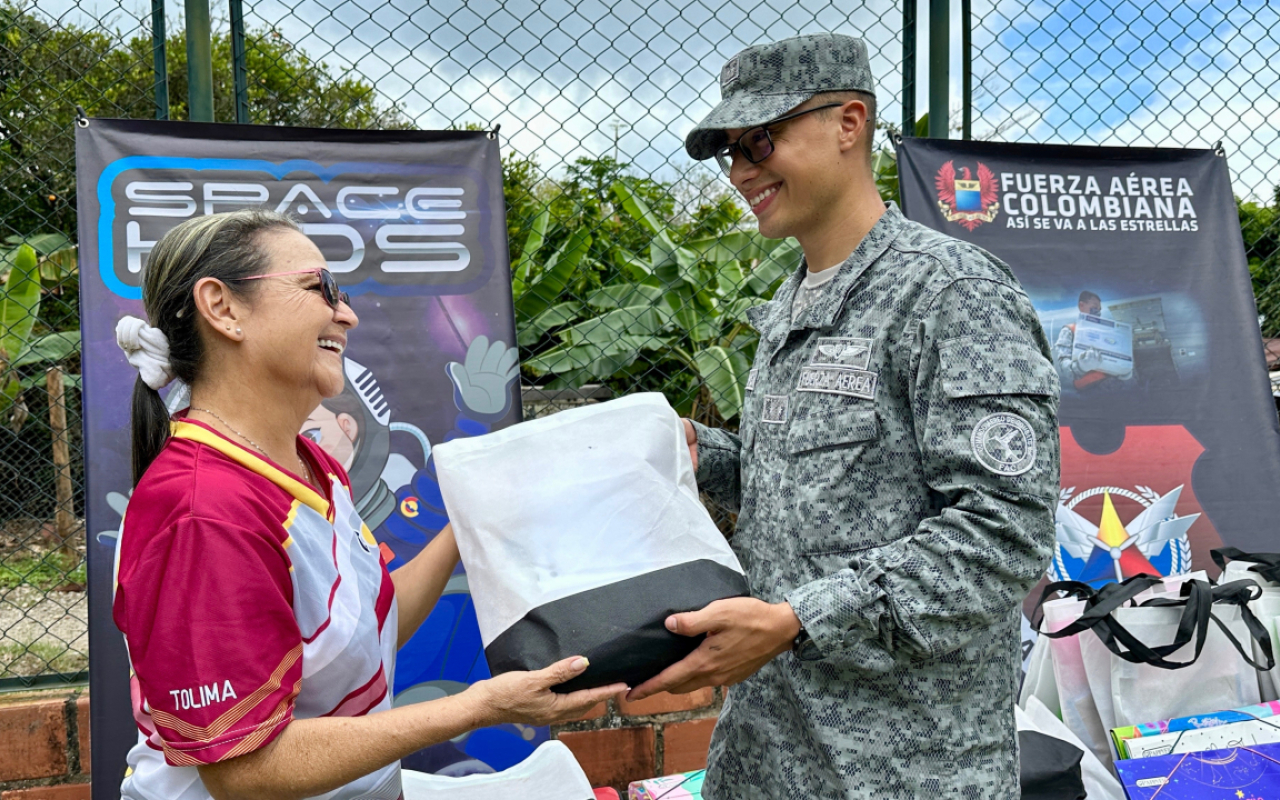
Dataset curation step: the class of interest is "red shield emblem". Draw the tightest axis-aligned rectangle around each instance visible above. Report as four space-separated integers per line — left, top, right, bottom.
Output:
936 160 1001 231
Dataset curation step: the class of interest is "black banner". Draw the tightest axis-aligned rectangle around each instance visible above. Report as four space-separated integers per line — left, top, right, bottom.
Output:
77 120 535 798
899 140 1280 602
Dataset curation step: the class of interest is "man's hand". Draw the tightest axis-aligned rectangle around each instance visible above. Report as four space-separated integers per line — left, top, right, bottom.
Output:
682 418 698 472
626 597 801 701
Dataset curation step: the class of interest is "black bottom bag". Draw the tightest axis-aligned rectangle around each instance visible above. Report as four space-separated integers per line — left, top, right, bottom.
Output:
1019 730 1086 800
486 559 750 692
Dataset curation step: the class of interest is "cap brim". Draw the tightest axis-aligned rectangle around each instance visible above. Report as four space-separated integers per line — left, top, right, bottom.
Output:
685 91 815 161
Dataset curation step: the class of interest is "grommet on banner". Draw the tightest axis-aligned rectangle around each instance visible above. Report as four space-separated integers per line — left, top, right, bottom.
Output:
488 123 501 141
891 131 904 150
1214 140 1226 157
75 106 89 128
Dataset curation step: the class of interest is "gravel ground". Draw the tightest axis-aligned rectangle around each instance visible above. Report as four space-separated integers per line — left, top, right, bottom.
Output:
0 585 88 676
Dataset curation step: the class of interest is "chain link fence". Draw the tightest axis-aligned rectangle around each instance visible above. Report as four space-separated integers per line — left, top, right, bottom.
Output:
1 0 1277 685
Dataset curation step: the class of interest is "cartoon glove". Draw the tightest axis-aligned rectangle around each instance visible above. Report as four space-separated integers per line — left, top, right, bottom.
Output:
446 336 519 417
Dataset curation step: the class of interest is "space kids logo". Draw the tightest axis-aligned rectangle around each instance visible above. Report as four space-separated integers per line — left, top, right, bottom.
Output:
935 160 1000 231
96 157 491 299
1049 426 1218 588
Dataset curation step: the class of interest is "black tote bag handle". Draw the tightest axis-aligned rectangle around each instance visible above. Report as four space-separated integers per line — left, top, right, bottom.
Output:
1034 575 1274 671
1212 547 1280 584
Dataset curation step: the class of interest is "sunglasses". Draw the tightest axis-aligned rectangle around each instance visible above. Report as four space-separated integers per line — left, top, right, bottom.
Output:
714 103 843 176
232 268 351 308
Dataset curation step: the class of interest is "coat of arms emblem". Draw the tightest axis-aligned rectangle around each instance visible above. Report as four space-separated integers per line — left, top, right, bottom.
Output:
935 160 1001 231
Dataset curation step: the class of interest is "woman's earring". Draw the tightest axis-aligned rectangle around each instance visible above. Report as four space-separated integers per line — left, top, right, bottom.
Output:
236 327 242 336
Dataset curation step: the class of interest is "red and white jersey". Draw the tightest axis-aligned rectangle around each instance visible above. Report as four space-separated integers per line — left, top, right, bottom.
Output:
113 417 401 800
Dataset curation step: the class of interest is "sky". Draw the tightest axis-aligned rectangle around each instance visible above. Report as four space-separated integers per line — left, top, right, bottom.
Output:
30 0 1280 200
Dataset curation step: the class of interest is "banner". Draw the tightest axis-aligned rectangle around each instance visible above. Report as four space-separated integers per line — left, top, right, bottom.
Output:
898 140 1280 603
76 119 534 797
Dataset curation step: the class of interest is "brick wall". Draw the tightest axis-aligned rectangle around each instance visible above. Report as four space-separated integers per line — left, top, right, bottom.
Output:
0 690 90 800
553 688 720 792
0 686 718 797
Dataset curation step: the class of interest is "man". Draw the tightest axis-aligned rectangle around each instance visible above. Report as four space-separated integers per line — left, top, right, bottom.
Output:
1053 290 1134 392
624 33 1060 798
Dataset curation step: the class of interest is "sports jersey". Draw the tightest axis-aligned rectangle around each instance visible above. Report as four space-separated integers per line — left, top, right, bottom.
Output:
113 416 401 800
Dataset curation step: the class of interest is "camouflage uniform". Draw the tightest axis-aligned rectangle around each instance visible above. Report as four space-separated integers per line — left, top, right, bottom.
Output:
691 204 1060 799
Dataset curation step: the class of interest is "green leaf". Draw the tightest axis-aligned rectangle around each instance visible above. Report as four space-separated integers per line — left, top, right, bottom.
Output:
512 207 551 286
694 345 751 421
560 305 665 347
40 246 78 282
515 228 592 319
586 284 663 309
524 337 659 380
0 245 42 365
687 230 771 264
744 238 802 297
518 301 585 347
12 330 80 367
612 181 663 235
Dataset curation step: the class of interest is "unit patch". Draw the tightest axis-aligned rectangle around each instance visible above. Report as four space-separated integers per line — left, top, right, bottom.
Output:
971 412 1037 476
746 368 759 392
761 395 788 424
809 337 873 370
796 366 877 399
721 56 740 88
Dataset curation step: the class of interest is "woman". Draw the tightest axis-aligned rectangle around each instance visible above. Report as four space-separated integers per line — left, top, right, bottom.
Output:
112 209 623 800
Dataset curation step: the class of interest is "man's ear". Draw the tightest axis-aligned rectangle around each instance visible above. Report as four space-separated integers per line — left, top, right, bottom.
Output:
836 98 870 154
192 277 244 342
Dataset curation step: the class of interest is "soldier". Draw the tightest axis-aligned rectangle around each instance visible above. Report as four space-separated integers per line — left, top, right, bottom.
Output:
1054 290 1136 393
624 33 1061 798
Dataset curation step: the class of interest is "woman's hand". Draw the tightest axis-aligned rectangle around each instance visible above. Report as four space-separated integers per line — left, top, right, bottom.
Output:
469 657 627 727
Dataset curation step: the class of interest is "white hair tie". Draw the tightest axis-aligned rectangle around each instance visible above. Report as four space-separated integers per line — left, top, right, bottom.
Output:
116 316 175 390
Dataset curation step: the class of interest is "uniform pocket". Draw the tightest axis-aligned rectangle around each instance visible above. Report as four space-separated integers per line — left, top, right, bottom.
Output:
938 337 1060 399
787 404 880 454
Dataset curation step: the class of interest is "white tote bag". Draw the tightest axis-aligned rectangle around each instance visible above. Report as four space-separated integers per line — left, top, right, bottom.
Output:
1103 602 1261 727
433 393 749 691
1039 596 1114 769
401 741 594 800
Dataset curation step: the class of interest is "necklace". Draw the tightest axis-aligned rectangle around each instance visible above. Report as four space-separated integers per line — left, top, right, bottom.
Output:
189 406 316 487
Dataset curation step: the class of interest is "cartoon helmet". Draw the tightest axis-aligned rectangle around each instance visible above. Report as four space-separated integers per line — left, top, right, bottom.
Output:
324 358 395 528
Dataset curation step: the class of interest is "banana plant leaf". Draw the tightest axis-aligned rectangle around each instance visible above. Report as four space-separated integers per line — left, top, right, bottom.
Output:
694 345 751 421
1 245 42 365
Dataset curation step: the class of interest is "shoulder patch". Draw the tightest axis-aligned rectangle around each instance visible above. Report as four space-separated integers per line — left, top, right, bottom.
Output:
971 412 1036 476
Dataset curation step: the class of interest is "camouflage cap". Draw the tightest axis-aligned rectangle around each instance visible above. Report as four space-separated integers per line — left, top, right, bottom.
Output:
685 33 875 161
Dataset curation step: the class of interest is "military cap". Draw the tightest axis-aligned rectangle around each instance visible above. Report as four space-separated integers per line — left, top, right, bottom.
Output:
685 32 876 161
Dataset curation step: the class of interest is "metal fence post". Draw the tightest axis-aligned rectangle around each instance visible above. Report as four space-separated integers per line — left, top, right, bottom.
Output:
230 0 250 124
928 0 949 139
961 0 971 140
185 0 214 122
151 0 169 120
903 0 916 136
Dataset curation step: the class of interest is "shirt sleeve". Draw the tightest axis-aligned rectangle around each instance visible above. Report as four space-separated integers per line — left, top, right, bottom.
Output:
786 275 1060 671
114 515 302 766
689 421 744 513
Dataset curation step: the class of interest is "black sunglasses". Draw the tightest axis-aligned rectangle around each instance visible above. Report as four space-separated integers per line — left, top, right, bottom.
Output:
233 268 351 309
713 103 844 176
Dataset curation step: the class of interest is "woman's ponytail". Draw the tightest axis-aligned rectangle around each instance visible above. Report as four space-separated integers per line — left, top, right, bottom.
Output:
130 377 171 485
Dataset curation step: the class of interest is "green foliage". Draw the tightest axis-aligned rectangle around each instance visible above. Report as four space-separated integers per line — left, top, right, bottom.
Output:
0 1 408 242
1242 187 1280 337
517 178 798 422
0 237 81 428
